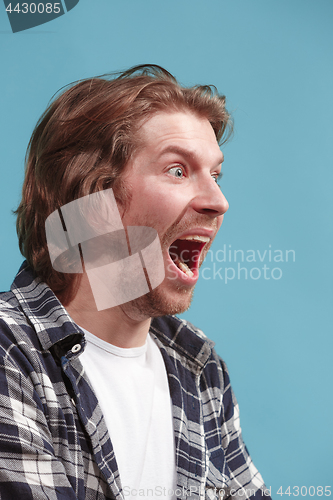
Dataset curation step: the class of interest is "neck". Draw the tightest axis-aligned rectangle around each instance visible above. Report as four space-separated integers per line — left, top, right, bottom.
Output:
64 274 151 348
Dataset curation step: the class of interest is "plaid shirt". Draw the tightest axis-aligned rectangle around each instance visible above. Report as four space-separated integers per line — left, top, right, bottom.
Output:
0 263 270 500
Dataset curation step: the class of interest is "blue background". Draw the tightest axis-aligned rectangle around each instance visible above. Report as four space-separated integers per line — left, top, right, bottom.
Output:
1 0 332 495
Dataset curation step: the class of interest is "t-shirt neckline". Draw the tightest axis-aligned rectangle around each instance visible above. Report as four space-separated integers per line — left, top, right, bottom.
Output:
80 326 148 358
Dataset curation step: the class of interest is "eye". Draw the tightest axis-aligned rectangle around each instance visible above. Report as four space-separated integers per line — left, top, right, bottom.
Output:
168 165 185 179
212 172 223 184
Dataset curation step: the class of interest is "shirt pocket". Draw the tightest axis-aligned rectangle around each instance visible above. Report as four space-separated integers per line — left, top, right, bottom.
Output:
205 486 231 500
205 448 231 499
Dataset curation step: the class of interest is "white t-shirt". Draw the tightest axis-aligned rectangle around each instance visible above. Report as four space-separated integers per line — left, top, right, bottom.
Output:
79 329 177 499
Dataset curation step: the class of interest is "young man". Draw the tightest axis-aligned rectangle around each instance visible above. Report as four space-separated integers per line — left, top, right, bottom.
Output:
0 65 270 499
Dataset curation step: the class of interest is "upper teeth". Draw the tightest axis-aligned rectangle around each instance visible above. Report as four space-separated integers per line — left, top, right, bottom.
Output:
179 235 210 243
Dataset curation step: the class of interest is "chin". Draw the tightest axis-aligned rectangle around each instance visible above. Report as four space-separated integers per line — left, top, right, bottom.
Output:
125 284 194 319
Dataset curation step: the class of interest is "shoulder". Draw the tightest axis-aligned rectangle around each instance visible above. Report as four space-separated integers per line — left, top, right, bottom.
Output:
0 289 27 332
0 287 43 365
0 262 35 332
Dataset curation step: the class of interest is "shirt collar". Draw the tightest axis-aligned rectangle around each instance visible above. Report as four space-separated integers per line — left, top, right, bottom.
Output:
11 262 83 351
11 262 214 369
150 315 215 371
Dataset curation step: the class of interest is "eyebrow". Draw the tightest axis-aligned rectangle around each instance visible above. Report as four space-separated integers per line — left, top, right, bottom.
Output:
158 145 224 166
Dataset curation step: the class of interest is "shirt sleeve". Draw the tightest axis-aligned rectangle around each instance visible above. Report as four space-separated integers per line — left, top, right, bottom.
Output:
218 356 271 500
0 324 79 500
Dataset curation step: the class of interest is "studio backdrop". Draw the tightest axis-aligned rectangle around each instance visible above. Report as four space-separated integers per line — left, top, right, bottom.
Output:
1 0 332 496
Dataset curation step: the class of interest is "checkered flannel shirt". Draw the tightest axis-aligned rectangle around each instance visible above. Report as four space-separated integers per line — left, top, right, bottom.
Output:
0 263 270 500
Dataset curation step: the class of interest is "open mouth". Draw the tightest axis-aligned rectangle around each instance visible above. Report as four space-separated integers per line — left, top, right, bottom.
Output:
168 235 210 278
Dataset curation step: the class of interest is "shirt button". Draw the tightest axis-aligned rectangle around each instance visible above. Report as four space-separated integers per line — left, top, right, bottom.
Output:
71 344 82 354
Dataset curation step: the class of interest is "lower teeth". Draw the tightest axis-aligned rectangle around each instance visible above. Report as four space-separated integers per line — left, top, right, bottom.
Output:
177 260 194 277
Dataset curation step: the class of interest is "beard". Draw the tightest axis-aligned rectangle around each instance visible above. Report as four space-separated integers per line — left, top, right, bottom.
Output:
122 279 194 320
120 214 218 320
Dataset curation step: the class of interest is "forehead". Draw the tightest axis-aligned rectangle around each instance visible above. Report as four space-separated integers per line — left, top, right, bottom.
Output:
137 111 224 165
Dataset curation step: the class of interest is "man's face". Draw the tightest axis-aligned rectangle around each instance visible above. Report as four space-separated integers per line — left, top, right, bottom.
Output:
120 111 229 319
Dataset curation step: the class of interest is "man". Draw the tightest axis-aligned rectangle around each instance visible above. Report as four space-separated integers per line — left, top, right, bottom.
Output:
0 65 270 499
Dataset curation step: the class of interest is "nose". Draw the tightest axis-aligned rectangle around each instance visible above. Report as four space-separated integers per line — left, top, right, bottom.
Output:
190 179 229 217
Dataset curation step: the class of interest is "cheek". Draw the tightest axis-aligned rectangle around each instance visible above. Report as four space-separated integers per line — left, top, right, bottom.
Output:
136 186 183 216
123 189 176 227
122 177 189 230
